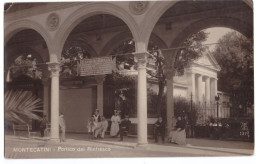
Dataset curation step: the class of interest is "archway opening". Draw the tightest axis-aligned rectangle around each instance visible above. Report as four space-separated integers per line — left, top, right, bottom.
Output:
148 0 253 140
59 14 135 133
5 29 50 133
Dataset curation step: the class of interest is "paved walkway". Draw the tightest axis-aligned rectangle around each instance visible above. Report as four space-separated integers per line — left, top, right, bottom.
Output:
4 133 254 158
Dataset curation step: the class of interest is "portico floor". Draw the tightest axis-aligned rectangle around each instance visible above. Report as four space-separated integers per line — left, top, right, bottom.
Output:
4 132 254 158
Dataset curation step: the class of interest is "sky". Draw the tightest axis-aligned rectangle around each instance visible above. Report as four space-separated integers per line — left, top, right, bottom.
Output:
203 27 234 51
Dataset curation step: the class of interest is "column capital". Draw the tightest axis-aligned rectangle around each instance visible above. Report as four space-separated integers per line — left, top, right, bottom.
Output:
47 62 60 77
203 75 209 79
210 77 218 80
95 75 106 84
134 52 149 68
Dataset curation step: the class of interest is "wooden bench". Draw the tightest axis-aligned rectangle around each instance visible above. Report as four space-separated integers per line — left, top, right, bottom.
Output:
12 124 38 138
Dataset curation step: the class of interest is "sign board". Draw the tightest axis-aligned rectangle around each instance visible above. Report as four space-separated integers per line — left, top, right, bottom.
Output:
79 56 116 76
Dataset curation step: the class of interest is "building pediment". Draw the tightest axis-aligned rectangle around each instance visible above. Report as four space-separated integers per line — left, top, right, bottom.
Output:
193 51 221 71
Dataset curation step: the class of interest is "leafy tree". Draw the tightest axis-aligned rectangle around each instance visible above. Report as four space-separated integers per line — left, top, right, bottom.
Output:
146 30 208 117
212 31 253 117
110 31 208 117
9 54 43 80
60 45 92 78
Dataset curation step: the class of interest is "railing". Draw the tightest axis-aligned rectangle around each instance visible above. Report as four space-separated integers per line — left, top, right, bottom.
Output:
195 102 230 125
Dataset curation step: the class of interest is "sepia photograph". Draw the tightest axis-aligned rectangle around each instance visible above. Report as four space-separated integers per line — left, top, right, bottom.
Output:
3 0 255 160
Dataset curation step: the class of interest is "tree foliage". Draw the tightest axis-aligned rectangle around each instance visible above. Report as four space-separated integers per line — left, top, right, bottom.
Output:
173 31 208 75
212 31 253 116
110 31 208 117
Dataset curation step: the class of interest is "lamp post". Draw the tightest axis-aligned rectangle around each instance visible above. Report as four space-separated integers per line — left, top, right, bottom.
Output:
215 95 220 126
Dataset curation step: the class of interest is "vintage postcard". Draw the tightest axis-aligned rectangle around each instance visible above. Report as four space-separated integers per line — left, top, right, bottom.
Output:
3 0 254 159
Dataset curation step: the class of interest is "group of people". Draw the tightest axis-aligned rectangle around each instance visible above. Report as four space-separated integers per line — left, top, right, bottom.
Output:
87 109 131 141
154 116 187 145
40 109 187 145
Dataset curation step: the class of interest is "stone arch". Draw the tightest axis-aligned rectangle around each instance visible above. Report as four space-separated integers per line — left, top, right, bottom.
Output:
170 16 253 49
139 0 252 51
4 19 51 58
100 31 132 57
149 33 168 49
139 1 178 48
100 31 168 56
62 39 98 58
54 2 139 60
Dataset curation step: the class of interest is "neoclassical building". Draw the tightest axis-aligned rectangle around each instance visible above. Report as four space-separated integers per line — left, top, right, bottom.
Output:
147 50 221 103
4 1 253 146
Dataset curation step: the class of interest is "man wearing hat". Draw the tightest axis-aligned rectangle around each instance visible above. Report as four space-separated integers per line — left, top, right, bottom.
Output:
118 115 131 141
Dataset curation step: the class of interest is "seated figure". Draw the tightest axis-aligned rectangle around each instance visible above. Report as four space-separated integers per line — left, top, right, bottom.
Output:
94 116 108 139
154 116 165 143
168 116 186 145
119 115 131 141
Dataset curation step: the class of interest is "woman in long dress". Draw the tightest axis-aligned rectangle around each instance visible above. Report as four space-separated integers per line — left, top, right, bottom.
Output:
169 116 186 145
110 110 121 137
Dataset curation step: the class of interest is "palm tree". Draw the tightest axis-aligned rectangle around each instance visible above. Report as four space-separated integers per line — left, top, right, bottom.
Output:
5 90 43 125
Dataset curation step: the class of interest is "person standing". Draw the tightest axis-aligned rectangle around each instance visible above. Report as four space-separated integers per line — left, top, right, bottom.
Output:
154 116 166 143
94 116 108 139
93 109 101 123
59 113 66 142
119 115 131 141
110 110 121 137
39 115 48 137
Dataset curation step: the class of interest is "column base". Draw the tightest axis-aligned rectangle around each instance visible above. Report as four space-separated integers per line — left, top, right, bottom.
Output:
49 138 60 142
137 142 148 147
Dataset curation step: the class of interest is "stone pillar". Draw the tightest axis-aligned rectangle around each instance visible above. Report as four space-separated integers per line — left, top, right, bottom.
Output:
134 52 148 146
191 73 196 102
197 74 203 103
210 78 217 102
42 78 50 119
162 49 177 136
166 72 174 135
48 62 60 141
95 75 105 116
205 76 211 103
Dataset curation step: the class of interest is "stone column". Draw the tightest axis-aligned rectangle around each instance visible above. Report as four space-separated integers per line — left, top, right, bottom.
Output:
162 49 177 136
210 78 217 102
48 62 60 141
134 52 149 146
166 72 174 135
95 75 105 116
191 73 196 102
197 74 203 103
42 78 50 119
205 76 211 103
